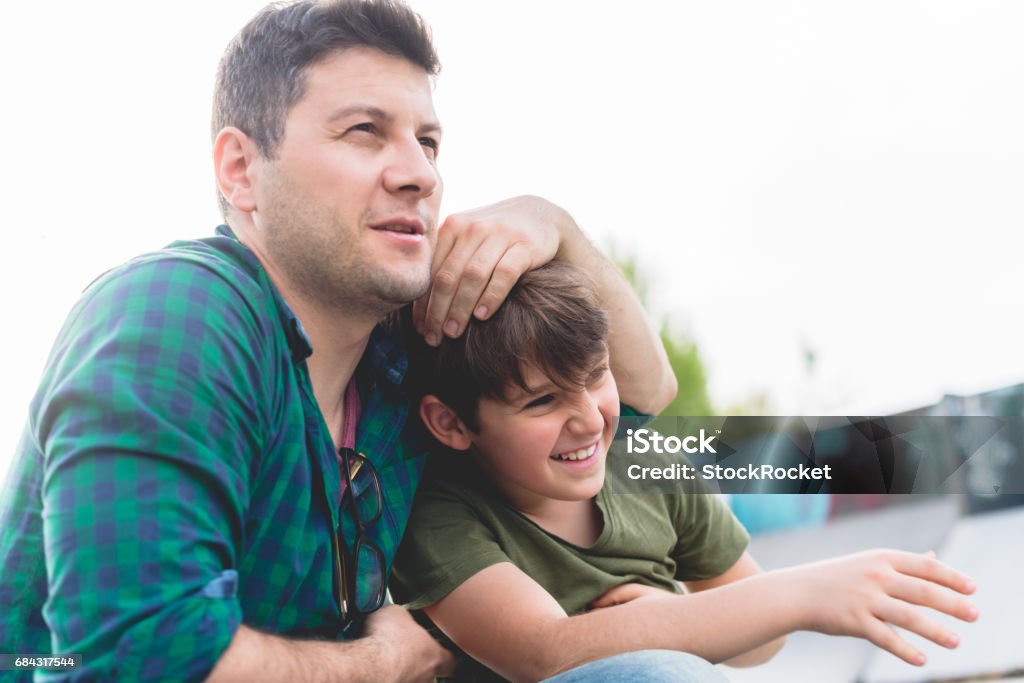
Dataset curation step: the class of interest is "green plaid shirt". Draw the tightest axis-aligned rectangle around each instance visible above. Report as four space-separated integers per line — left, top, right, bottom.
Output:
0 226 428 681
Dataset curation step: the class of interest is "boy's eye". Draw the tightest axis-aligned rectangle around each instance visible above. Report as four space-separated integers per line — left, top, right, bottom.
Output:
588 366 609 384
524 394 555 409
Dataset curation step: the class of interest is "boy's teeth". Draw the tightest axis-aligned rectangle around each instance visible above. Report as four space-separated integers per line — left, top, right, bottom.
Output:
553 444 594 461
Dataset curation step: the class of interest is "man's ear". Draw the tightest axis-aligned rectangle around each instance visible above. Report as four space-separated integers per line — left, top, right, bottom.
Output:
419 395 473 451
213 126 260 213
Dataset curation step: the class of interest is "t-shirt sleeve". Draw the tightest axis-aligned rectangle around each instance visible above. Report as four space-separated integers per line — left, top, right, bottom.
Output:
669 493 750 581
390 472 512 610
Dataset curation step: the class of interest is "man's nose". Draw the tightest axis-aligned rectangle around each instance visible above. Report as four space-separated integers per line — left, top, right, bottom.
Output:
383 137 439 199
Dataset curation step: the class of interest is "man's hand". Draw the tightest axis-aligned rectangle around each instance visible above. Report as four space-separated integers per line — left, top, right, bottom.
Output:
413 195 572 345
790 550 978 666
206 610 454 683
365 605 456 682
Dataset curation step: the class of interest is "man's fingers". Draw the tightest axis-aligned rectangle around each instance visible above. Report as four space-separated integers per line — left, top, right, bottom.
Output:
470 244 533 322
422 232 485 344
863 619 927 667
886 574 979 623
411 295 428 335
435 237 511 338
435 648 457 678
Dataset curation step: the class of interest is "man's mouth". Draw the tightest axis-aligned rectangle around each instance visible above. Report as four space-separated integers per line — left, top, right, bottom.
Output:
373 224 419 234
551 441 599 462
370 217 426 235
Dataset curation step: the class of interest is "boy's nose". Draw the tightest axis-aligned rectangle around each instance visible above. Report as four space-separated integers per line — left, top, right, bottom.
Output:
568 390 605 435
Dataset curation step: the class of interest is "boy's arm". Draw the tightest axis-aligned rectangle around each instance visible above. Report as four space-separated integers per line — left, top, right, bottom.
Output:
423 551 977 683
592 552 788 667
415 196 676 414
588 553 785 667
682 553 787 667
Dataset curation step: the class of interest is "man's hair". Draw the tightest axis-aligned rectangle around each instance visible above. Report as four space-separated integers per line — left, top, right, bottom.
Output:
410 261 610 432
212 0 439 216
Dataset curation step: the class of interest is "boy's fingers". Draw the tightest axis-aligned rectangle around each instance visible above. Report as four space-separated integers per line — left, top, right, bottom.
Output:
863 620 927 666
589 583 661 609
890 551 977 595
875 599 960 651
887 574 979 623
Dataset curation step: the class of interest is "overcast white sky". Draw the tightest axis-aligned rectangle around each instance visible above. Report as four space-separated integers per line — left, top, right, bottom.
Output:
2 1 1022 474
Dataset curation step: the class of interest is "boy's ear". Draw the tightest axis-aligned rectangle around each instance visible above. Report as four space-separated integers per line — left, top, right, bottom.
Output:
419 395 473 451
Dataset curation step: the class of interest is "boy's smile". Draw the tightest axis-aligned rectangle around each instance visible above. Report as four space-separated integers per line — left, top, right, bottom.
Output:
467 357 619 513
551 440 599 464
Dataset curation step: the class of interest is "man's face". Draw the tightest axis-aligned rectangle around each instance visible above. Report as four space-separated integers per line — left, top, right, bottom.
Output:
468 356 620 511
251 47 442 315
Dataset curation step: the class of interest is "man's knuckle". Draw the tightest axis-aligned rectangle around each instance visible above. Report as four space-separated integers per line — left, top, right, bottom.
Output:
434 270 458 291
463 262 489 283
494 260 521 280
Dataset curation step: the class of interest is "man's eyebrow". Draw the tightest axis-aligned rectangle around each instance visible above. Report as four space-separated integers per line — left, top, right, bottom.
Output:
326 104 442 136
326 104 394 124
419 121 443 137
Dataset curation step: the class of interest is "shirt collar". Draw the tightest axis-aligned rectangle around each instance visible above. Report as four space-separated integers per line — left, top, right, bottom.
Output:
215 224 408 387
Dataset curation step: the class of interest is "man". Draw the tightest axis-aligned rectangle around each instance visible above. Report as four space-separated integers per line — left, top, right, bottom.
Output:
1 2 983 681
0 1 680 681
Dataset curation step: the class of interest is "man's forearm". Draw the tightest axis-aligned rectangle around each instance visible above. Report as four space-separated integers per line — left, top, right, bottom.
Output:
554 217 677 414
205 625 392 683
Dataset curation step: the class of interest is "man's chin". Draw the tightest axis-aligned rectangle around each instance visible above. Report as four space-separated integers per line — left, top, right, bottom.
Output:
370 275 432 310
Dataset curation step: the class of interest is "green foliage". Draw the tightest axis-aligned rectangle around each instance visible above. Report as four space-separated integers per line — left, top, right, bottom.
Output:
658 329 714 416
611 248 713 417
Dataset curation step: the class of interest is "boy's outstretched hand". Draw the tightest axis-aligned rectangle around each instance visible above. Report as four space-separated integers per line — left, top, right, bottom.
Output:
785 549 978 666
589 548 978 668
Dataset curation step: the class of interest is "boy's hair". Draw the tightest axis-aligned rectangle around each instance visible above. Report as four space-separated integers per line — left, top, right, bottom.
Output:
411 261 609 432
212 0 439 217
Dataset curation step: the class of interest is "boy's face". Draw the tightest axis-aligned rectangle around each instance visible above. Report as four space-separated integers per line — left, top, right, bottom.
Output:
468 355 620 511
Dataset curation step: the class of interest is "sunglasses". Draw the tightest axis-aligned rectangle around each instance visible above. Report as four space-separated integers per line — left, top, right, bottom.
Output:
333 448 386 630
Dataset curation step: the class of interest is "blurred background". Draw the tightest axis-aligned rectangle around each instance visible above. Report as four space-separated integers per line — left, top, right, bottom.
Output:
2 2 1022 680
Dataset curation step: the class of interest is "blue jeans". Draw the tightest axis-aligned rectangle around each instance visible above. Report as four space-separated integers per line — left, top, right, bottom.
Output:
539 650 729 683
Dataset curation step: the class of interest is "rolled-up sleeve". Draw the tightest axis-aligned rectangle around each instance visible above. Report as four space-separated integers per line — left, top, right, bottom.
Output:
34 256 269 681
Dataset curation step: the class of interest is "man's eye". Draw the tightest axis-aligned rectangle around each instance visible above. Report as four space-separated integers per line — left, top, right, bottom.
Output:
525 395 555 409
349 122 375 134
419 137 439 157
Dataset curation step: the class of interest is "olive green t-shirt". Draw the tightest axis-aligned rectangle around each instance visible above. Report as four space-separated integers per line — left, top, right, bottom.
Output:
391 451 749 617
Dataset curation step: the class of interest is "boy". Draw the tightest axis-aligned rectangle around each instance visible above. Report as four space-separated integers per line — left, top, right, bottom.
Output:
393 262 978 682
